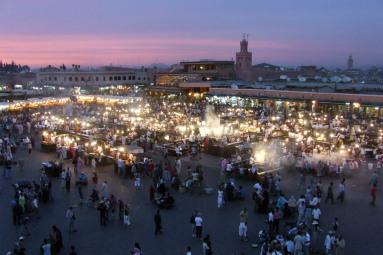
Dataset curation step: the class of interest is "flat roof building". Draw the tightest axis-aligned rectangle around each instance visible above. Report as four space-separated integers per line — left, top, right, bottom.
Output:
180 60 235 80
36 69 150 87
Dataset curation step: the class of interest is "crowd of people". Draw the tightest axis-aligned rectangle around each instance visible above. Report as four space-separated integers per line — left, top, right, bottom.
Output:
1 95 381 255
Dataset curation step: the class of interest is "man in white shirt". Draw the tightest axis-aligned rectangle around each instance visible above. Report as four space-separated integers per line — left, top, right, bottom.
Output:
41 239 51 255
309 195 320 207
176 158 182 176
65 207 76 233
337 180 345 202
285 238 295 255
304 231 311 255
312 207 321 222
324 232 335 254
194 214 203 239
253 183 263 195
185 246 192 255
226 162 232 174
101 181 108 198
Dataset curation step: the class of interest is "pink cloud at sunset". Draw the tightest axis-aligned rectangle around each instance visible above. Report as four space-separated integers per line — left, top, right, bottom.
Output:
0 35 291 67
0 34 379 68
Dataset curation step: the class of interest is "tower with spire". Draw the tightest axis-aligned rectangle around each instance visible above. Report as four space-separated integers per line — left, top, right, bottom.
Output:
347 54 354 70
236 34 252 80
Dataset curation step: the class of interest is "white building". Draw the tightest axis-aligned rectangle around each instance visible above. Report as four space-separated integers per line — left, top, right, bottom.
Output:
36 69 150 87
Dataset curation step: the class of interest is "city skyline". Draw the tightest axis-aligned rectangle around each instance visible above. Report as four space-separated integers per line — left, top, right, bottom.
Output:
0 0 382 68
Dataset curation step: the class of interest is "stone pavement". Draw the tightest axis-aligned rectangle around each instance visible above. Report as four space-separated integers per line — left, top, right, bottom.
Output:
0 142 382 255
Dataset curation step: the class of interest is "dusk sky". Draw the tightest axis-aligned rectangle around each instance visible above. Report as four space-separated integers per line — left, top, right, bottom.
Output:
0 0 382 68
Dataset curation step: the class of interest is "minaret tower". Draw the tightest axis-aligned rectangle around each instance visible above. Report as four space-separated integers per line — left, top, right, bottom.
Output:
236 34 252 79
347 54 354 70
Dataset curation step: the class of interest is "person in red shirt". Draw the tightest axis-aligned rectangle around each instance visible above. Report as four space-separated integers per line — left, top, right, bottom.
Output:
371 184 377 206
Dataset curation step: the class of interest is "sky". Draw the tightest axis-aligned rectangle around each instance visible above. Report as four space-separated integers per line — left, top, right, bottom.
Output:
0 0 382 68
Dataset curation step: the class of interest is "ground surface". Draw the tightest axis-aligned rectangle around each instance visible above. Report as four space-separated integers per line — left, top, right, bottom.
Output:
0 137 382 255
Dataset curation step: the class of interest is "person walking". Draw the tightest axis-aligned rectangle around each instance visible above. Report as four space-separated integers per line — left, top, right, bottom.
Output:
190 211 197 237
77 185 84 206
91 157 97 171
202 234 213 255
273 207 282 234
12 200 22 225
101 181 108 199
335 235 345 255
239 208 248 241
369 171 378 187
65 169 71 192
185 246 192 255
27 142 32 154
97 201 107 226
324 231 335 255
40 239 52 255
69 245 78 255
332 217 339 233
123 204 131 227
336 179 345 203
92 171 98 187
195 213 203 239
131 242 142 255
154 209 162 235
325 182 334 204
31 196 40 218
267 210 274 235
118 199 124 221
370 183 377 206
312 206 321 225
65 207 77 233
20 216 30 237
217 188 223 208
294 231 305 255
52 225 63 253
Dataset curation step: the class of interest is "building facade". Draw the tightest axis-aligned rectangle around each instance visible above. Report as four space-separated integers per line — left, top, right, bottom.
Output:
36 69 150 87
180 60 235 80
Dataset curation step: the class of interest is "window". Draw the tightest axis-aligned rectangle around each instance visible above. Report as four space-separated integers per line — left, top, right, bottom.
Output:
132 76 136 80
109 76 113 81
123 76 126 80
118 76 121 81
75 77 78 82
114 76 118 81
69 77 72 81
138 77 141 81
128 76 132 80
103 77 106 81
96 77 99 81
54 77 57 81
49 77 52 81
81 77 85 81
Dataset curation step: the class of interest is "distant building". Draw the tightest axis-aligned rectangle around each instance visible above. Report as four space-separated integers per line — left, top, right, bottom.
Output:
155 73 203 87
347 55 354 70
154 60 235 87
36 67 150 87
235 34 252 80
180 60 235 80
250 63 283 82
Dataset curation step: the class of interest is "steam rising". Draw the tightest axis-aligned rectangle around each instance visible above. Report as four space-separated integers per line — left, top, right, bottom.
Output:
251 140 283 168
200 105 232 138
